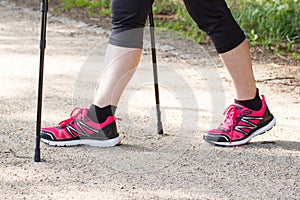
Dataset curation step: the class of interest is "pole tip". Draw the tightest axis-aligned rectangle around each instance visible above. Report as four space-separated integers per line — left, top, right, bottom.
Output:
157 128 163 135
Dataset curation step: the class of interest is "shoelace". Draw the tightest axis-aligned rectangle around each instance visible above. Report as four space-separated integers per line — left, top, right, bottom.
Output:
58 107 84 128
223 105 238 143
57 108 121 129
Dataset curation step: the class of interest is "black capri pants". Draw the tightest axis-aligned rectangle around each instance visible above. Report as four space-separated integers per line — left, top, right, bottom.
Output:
109 0 245 54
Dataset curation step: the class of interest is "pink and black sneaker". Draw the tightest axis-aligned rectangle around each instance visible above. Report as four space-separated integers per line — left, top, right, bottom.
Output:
204 95 276 146
41 108 120 147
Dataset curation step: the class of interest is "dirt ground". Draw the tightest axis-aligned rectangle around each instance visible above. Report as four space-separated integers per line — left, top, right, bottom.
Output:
0 1 299 199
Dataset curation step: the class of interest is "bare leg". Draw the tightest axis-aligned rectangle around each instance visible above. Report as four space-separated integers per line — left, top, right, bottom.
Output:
219 40 257 100
93 44 142 107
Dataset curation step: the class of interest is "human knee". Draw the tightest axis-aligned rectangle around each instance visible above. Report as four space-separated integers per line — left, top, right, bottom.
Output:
109 0 153 48
184 0 245 53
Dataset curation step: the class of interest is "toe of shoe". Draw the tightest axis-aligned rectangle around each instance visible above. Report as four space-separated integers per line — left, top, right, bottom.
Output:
203 132 230 143
40 130 55 141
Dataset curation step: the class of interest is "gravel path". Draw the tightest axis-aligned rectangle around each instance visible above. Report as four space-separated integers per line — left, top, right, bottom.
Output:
0 1 299 199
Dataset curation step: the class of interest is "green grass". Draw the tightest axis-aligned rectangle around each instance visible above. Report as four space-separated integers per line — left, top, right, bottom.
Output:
60 0 299 56
228 0 300 54
153 1 206 44
62 0 111 17
153 0 300 54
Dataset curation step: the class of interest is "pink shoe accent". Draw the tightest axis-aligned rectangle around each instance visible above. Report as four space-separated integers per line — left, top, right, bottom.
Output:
204 95 276 146
58 108 117 129
40 107 120 147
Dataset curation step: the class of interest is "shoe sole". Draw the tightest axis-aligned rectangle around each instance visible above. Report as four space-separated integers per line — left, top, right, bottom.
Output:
204 118 276 147
41 137 120 147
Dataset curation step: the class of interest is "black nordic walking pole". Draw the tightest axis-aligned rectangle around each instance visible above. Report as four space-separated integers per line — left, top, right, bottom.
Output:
34 0 48 162
149 8 163 135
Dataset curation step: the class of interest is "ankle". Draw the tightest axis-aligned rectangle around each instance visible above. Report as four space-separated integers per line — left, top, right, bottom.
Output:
88 104 117 123
235 88 262 111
